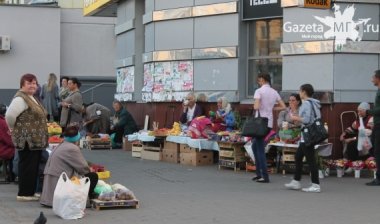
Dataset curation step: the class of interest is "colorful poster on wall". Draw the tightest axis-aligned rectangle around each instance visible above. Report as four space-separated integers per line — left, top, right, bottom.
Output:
116 66 135 93
142 60 193 102
142 63 154 92
114 93 133 102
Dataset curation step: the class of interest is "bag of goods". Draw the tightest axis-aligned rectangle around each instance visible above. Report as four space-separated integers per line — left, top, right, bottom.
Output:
111 183 136 200
187 116 214 139
53 172 90 220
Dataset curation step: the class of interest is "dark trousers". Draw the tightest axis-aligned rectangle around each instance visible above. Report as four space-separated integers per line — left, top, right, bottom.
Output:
252 137 269 180
84 172 99 198
373 125 380 180
18 146 41 196
294 143 319 184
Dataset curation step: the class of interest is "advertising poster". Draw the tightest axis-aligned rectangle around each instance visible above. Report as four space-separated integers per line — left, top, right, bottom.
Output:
142 60 193 102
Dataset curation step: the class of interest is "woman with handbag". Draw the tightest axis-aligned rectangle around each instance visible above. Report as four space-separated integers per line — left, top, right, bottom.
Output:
285 84 322 193
251 73 286 183
60 78 83 129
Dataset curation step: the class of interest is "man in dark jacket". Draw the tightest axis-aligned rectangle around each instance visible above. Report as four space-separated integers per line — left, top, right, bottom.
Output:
366 70 380 186
110 101 138 147
180 92 203 125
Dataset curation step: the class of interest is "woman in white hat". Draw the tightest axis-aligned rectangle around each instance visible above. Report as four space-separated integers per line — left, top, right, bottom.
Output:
340 102 374 173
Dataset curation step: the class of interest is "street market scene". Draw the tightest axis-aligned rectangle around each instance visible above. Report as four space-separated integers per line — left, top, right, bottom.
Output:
0 0 380 224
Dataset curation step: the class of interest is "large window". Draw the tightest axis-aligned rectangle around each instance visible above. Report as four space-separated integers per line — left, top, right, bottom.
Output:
247 19 283 96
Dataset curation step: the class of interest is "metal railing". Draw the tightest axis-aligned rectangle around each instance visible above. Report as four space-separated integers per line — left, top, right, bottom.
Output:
81 83 116 103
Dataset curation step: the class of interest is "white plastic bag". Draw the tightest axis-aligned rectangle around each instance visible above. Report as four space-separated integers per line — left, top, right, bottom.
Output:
53 172 90 220
357 117 372 155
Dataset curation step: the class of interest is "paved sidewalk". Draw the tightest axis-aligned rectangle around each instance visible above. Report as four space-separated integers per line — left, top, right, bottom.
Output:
1 149 379 224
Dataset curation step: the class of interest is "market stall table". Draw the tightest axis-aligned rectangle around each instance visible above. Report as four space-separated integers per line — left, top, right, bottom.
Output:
267 142 333 174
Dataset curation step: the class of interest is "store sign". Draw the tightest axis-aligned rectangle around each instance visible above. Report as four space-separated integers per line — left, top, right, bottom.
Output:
304 0 331 9
242 0 283 20
83 0 112 16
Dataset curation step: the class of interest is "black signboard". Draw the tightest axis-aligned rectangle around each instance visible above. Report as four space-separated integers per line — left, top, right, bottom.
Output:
242 0 283 20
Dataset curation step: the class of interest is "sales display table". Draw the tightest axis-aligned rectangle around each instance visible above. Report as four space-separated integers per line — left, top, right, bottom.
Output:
267 142 332 174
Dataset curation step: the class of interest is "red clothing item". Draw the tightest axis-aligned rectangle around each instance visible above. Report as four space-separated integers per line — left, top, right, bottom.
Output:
0 115 15 160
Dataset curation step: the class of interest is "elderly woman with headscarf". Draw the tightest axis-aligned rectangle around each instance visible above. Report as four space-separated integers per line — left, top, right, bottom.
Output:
210 97 235 132
40 125 98 207
340 102 374 172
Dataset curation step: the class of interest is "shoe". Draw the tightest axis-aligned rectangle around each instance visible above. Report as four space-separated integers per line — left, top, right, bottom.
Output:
365 179 380 186
256 178 269 183
251 176 261 181
34 193 41 198
345 167 353 174
319 170 324 179
17 196 40 201
285 180 301 190
324 168 330 177
302 184 321 193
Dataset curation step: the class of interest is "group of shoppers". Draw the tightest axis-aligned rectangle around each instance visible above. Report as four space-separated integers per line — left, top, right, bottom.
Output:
0 73 139 204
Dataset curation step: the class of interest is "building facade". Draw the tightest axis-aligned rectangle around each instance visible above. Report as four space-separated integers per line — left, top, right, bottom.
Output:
85 0 380 157
0 2 116 109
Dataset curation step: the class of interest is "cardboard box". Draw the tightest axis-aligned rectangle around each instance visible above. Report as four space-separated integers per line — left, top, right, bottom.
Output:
180 149 213 166
123 137 132 151
141 149 162 161
162 141 180 163
132 143 143 158
179 144 193 153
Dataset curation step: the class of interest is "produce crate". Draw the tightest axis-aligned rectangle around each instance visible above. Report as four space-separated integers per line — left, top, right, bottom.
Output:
88 138 112 150
218 142 247 171
219 159 245 171
162 141 180 163
141 149 162 161
131 142 143 158
96 171 111 180
91 198 139 210
123 137 132 151
179 147 213 166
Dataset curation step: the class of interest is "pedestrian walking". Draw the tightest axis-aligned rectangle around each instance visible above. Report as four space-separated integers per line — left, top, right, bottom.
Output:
285 84 322 192
251 73 285 183
365 70 380 186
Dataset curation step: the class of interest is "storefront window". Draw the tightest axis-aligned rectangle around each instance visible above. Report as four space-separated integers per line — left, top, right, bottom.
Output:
247 19 283 96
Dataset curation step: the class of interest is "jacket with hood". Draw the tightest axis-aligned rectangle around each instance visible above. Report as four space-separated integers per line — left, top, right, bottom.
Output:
299 98 321 126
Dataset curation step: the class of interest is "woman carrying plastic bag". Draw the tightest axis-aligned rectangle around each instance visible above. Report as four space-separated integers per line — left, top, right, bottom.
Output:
53 172 90 220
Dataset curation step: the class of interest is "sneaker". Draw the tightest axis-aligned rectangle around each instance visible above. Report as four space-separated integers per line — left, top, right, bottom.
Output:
345 167 353 174
302 184 321 193
319 170 324 179
34 193 41 198
365 179 380 186
324 168 330 177
284 180 301 190
256 178 269 183
16 196 40 201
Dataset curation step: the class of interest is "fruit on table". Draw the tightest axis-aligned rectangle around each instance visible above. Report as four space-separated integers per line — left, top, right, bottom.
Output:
168 122 181 136
48 135 63 143
47 122 62 135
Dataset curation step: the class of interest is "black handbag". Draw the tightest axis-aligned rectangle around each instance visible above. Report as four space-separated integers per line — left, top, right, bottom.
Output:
301 100 328 147
241 111 269 138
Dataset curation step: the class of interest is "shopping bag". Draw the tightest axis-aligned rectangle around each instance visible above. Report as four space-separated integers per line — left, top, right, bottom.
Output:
241 111 269 138
53 172 90 220
301 100 328 147
357 117 372 155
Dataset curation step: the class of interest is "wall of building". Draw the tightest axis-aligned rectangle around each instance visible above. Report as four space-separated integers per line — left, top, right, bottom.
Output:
0 5 60 104
113 0 240 103
282 2 380 103
60 8 116 78
0 5 117 107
